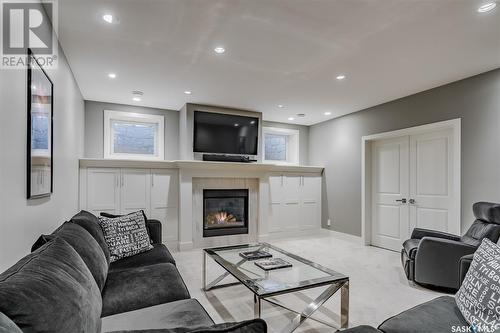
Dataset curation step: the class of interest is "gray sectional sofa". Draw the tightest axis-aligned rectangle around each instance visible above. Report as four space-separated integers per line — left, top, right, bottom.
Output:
0 210 266 333
343 295 470 333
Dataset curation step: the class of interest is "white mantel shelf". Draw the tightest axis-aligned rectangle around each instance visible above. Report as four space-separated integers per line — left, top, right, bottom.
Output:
79 158 324 174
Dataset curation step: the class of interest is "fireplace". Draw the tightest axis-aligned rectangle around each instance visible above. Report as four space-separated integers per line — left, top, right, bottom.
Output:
203 189 249 237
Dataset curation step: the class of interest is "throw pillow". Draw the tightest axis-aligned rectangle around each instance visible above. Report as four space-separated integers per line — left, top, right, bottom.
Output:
100 210 153 244
99 210 153 262
455 238 500 332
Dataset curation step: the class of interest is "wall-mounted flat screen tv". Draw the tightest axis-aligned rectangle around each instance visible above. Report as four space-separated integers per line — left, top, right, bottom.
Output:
193 111 259 155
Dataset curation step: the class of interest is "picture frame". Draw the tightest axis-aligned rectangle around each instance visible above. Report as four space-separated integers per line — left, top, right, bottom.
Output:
27 48 54 199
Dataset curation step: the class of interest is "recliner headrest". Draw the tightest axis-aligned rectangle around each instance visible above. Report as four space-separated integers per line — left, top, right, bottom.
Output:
473 202 500 225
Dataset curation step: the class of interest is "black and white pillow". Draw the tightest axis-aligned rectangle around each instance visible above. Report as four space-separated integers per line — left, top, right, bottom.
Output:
98 211 153 262
455 239 500 333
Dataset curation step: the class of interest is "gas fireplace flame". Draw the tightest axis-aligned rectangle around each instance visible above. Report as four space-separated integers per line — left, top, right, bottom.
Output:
206 211 238 225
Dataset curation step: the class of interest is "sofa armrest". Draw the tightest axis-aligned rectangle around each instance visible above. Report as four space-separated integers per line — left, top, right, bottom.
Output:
411 228 461 241
459 253 474 286
146 219 162 244
105 319 267 333
415 237 476 289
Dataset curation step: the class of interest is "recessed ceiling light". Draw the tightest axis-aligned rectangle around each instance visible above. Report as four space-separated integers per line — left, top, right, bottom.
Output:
214 47 225 54
336 74 346 80
478 2 497 12
278 104 284 108
102 14 114 23
324 111 332 116
288 117 295 121
132 97 141 102
108 73 116 79
184 90 192 95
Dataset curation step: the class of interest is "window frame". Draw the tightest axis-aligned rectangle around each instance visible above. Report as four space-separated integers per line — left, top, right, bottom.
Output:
104 110 165 160
262 127 300 165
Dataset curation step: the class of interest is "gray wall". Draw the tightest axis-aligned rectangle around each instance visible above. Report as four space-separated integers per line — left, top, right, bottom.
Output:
309 68 500 236
84 101 180 160
263 121 310 165
0 47 84 269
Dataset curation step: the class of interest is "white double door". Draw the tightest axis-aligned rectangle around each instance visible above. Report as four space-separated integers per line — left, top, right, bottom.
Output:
371 129 459 251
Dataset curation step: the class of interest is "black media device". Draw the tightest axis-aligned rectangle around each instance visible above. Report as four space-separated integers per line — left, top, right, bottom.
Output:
193 111 259 161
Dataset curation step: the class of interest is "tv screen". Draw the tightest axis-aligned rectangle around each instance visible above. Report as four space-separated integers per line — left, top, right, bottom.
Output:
193 111 259 155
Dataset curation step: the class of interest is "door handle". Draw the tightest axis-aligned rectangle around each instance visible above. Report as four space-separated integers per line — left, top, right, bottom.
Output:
396 198 407 204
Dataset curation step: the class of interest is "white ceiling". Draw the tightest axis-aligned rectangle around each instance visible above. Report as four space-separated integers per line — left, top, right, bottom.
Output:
58 0 500 125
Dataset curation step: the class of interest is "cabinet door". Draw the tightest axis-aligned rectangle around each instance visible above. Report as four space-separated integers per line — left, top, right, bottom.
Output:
269 175 284 204
87 168 121 216
121 169 151 215
283 176 301 230
300 176 321 230
151 169 178 243
284 176 301 204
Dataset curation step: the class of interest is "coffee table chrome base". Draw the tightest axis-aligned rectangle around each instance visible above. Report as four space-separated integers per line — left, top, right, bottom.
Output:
203 251 349 333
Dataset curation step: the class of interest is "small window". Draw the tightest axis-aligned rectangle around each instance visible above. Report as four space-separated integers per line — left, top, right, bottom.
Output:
263 127 299 164
104 110 164 160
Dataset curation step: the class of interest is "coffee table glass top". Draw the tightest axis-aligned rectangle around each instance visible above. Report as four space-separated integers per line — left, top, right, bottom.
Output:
204 243 348 296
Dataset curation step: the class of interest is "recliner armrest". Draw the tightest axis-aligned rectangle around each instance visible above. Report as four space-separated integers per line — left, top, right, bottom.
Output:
411 228 461 241
415 237 476 289
459 253 474 286
146 219 162 244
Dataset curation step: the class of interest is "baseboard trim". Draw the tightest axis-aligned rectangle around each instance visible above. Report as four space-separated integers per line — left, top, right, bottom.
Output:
321 228 363 243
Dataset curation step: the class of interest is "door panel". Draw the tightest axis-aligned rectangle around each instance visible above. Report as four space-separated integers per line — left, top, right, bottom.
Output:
87 168 120 215
121 169 151 215
410 129 456 234
372 137 409 251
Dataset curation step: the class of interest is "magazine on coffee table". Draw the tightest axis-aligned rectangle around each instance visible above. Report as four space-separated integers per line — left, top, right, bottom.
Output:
239 250 273 260
254 258 292 270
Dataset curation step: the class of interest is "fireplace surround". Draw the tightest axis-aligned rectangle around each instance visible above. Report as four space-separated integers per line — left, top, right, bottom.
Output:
203 189 249 237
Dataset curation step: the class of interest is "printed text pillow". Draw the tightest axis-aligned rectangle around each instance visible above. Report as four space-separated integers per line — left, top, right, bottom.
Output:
98 211 153 262
455 239 500 332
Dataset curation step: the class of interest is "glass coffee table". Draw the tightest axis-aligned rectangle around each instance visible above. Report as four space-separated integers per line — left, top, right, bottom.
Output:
202 243 349 332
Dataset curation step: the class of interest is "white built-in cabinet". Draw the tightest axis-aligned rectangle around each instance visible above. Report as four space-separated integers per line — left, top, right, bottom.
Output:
81 167 178 244
268 173 321 234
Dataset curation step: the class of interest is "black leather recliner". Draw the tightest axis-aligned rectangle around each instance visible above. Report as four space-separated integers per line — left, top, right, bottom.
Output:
401 202 500 290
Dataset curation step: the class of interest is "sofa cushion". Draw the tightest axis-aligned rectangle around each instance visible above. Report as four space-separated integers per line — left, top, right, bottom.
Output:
101 299 213 332
99 211 154 262
455 239 500 332
55 222 109 291
402 239 420 259
71 210 111 264
101 263 190 317
0 312 22 333
378 296 467 333
110 244 176 271
0 238 102 333
105 319 267 333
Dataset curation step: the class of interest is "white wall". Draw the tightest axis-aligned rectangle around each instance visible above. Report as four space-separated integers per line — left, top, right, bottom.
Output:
84 101 179 160
0 47 84 270
309 69 500 236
